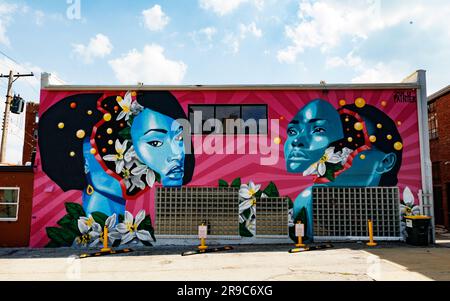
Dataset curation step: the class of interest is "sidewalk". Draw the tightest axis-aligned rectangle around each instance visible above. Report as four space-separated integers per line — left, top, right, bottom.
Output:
0 241 449 281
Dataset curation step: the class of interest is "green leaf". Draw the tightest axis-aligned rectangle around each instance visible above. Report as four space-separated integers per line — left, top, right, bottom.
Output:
231 178 241 188
263 182 280 198
57 215 80 236
46 227 76 247
45 240 61 248
112 240 121 248
255 190 263 199
155 172 161 184
57 214 74 227
323 163 344 182
218 179 229 187
118 127 132 141
91 212 108 228
287 197 293 209
239 223 254 237
118 214 124 223
289 207 309 243
65 202 86 220
242 208 251 220
137 215 156 242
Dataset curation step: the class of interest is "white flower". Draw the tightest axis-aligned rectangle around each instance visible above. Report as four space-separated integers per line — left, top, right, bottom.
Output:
239 181 261 199
130 99 144 115
400 187 421 216
79 215 96 229
239 198 256 216
288 208 294 228
130 163 156 188
116 210 153 245
116 92 133 121
116 92 145 121
245 216 256 236
88 214 122 248
123 167 146 191
338 147 354 165
103 140 129 174
303 147 343 177
74 216 102 247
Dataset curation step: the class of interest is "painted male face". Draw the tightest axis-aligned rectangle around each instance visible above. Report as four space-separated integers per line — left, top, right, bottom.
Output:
131 108 186 187
284 99 344 173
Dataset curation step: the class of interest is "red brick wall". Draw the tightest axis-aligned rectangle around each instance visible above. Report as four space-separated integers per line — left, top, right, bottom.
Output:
0 167 34 247
22 103 39 165
430 92 450 228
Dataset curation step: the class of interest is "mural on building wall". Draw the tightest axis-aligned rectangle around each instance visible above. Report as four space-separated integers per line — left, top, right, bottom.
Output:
31 88 423 247
284 98 413 241
37 91 195 247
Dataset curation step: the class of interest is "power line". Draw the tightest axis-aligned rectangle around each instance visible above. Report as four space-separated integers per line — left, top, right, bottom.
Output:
0 49 40 97
0 49 21 66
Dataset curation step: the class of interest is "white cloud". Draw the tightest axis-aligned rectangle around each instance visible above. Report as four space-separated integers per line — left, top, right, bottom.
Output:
0 3 18 46
199 0 264 16
351 62 411 84
34 10 45 26
326 51 362 69
72 34 113 64
223 22 262 54
239 22 262 39
142 5 170 32
276 0 415 63
190 27 218 51
223 33 240 54
109 44 187 85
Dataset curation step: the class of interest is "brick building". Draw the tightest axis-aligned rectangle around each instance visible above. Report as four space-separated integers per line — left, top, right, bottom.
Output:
0 102 39 247
428 85 450 229
22 102 39 165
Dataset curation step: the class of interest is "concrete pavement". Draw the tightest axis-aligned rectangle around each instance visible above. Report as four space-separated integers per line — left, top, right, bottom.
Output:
0 242 449 281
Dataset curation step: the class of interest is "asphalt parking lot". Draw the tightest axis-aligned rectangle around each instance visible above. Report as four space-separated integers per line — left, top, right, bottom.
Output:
1 238 449 281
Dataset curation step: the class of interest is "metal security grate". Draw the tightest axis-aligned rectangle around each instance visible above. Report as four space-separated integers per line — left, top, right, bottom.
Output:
313 187 401 241
256 197 290 237
155 187 239 237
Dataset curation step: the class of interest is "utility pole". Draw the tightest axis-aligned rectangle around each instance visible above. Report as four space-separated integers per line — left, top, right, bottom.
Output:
0 70 34 163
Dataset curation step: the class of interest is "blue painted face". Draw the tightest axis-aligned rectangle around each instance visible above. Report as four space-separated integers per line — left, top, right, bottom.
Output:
131 108 186 187
284 99 344 173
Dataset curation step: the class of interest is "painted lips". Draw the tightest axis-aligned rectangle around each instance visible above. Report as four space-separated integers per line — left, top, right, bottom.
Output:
166 165 184 179
288 151 309 162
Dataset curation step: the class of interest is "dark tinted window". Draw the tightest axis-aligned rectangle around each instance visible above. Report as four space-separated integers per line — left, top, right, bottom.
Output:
242 105 268 134
189 104 268 135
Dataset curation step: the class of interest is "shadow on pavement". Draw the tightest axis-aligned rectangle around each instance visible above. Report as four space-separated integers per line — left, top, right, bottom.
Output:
1 238 448 260
362 234 450 281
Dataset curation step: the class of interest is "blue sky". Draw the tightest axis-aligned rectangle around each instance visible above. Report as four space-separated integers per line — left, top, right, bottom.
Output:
0 0 449 163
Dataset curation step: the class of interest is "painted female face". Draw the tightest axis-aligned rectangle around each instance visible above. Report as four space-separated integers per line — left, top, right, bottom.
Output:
284 99 344 173
325 116 397 187
131 108 186 187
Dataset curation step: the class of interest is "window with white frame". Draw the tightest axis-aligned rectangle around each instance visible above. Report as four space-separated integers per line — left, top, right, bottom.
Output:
0 188 20 221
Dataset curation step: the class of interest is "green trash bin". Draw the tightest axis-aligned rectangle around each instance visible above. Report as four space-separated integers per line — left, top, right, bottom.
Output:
405 216 432 246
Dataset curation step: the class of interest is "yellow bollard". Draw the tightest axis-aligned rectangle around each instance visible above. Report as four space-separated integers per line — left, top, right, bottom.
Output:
198 224 208 252
367 219 378 247
295 221 306 248
101 226 112 252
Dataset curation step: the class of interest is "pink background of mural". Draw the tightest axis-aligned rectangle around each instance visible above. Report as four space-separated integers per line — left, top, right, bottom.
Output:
30 88 422 247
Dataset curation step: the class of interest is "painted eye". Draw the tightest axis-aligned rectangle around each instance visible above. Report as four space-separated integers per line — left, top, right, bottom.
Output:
313 127 326 134
287 128 297 136
147 141 163 147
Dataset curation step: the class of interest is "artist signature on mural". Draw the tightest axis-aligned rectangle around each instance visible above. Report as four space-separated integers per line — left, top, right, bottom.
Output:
394 91 417 103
